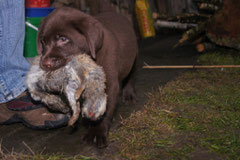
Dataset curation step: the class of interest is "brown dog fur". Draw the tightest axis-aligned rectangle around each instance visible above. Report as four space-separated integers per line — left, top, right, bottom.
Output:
37 6 138 148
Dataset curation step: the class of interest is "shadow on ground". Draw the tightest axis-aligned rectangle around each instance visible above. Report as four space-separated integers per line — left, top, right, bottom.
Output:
0 34 198 158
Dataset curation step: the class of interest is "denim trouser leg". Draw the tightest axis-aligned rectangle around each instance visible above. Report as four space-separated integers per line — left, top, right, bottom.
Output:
0 0 30 103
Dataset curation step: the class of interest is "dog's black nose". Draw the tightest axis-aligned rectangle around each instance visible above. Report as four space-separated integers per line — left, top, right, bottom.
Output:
41 57 54 70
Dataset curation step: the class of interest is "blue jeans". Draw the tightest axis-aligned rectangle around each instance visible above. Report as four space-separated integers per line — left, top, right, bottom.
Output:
0 0 30 103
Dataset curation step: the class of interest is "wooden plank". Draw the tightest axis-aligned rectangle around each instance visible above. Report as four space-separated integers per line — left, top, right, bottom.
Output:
143 65 240 69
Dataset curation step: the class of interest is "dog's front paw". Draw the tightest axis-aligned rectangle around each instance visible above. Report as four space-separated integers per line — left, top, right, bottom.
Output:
83 120 110 148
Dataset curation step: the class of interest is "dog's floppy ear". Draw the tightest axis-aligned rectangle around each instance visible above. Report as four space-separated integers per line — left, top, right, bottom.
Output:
36 18 46 55
73 17 103 59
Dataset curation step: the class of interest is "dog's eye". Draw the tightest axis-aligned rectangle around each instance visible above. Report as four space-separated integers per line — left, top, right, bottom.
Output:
60 36 67 41
56 35 68 42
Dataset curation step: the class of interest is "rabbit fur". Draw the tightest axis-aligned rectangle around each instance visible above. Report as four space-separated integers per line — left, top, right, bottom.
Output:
26 54 107 126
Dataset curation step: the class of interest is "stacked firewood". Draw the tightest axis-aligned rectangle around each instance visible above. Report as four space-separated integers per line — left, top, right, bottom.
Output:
153 1 217 34
195 0 223 12
173 0 240 52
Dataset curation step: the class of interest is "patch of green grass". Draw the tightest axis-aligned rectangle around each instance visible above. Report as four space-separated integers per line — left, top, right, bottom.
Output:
111 50 240 160
167 145 194 160
158 69 240 159
201 132 240 155
198 49 240 65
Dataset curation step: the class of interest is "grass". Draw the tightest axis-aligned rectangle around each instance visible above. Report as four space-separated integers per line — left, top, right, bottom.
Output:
0 142 95 160
110 50 240 160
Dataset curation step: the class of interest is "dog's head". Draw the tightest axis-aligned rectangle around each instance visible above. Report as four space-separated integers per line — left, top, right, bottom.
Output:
37 7 103 71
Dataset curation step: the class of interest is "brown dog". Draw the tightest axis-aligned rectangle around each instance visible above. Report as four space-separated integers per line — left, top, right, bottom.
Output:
37 6 138 148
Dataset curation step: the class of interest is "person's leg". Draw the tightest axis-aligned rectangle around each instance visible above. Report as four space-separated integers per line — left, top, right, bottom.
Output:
0 0 69 129
0 0 29 103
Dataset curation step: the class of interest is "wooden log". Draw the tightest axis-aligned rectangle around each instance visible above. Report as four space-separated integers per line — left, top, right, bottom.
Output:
143 65 240 69
154 20 197 30
174 21 208 48
196 42 216 52
199 3 219 11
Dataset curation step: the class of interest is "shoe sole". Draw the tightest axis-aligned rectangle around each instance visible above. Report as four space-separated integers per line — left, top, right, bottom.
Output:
0 114 69 130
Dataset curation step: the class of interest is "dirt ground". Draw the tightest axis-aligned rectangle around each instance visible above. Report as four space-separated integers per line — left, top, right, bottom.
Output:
0 34 198 158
